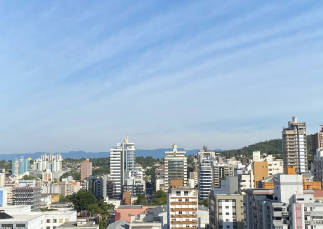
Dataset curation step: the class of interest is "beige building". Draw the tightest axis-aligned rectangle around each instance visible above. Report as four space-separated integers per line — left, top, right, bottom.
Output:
80 158 92 181
164 144 187 191
167 182 198 229
209 192 244 229
0 173 5 187
311 126 323 159
282 116 307 173
239 151 283 191
4 183 15 203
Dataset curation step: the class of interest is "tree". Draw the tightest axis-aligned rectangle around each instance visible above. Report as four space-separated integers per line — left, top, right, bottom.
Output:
133 192 148 205
21 175 39 180
151 190 167 205
198 198 209 208
70 190 97 212
155 190 166 199
59 194 70 202
151 198 166 205
88 203 101 215
98 215 108 229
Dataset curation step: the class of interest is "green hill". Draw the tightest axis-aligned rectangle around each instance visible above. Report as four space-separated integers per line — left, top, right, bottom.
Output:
221 136 312 159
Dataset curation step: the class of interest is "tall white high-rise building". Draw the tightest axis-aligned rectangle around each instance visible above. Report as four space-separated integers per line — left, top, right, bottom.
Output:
282 116 307 173
109 136 136 199
198 149 216 200
164 144 187 191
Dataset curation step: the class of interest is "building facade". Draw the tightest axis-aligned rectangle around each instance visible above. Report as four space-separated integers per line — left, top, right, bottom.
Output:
209 192 244 229
311 126 323 159
110 137 136 199
167 186 198 229
80 158 92 181
244 173 323 229
14 186 41 211
164 144 187 191
282 116 308 173
198 150 215 200
239 151 283 191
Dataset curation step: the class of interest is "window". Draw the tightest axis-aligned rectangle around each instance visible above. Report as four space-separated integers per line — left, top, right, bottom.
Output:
179 211 182 215
47 227 50 229
184 191 188 196
65 219 69 222
176 191 181 196
16 225 26 229
47 219 51 223
226 213 229 215
59 219 63 223
53 219 57 223
225 206 229 209
2 225 14 229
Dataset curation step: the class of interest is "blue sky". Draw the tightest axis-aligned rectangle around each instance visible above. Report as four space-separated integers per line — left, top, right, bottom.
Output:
0 1 323 154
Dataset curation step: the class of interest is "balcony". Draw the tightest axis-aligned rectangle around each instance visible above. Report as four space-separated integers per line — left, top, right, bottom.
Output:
171 202 197 205
171 221 198 225
171 214 197 218
171 208 197 211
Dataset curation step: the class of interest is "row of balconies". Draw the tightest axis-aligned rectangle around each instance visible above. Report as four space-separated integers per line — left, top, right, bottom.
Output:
171 221 198 225
171 208 197 211
170 202 197 205
170 214 197 218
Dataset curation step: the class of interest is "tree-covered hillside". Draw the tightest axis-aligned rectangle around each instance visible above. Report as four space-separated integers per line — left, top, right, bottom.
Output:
221 135 312 158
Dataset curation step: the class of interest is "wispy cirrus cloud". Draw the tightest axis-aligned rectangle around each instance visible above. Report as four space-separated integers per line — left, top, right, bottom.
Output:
0 0 322 153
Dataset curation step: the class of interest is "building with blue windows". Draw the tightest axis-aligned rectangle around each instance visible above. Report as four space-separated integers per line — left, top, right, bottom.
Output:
12 156 30 176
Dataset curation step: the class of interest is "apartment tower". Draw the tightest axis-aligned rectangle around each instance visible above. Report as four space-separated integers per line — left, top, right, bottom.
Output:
80 158 92 181
311 126 323 159
110 137 136 199
197 148 215 200
282 116 307 173
167 181 198 229
164 144 187 191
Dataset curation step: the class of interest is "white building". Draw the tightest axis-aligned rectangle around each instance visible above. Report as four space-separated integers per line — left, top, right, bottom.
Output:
0 173 5 188
312 148 323 188
167 186 198 229
155 165 165 191
110 137 136 199
0 205 77 228
198 150 215 200
189 171 198 189
34 153 62 173
239 151 283 192
244 173 323 229
164 144 187 191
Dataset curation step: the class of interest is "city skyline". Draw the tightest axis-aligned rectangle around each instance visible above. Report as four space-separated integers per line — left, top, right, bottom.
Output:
1 1 323 154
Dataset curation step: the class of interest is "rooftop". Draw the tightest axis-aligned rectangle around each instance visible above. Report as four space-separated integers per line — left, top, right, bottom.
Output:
117 205 144 209
107 219 129 229
58 221 98 228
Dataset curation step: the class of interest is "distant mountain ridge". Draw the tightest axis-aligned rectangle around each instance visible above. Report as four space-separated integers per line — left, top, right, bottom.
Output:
0 148 222 161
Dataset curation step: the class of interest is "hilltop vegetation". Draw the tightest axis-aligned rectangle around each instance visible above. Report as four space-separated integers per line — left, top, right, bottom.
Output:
221 136 312 158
